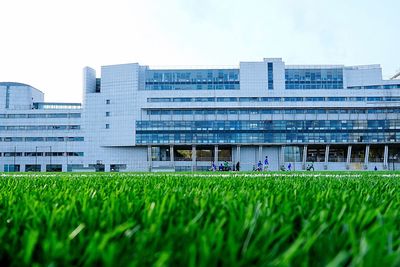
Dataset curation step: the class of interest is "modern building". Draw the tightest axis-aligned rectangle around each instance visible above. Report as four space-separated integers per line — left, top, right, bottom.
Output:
1 58 400 172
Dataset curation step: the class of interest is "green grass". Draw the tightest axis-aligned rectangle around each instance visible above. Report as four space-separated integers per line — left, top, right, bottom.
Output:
1 172 400 266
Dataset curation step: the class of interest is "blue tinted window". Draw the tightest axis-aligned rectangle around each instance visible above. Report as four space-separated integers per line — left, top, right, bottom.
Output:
136 119 400 144
145 69 240 90
285 68 343 89
267 63 274 90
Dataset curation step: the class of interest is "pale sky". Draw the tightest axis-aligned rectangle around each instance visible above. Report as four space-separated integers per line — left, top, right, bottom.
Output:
1 0 399 103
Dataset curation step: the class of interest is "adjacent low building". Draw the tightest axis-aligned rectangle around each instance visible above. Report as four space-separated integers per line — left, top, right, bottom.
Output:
1 58 400 172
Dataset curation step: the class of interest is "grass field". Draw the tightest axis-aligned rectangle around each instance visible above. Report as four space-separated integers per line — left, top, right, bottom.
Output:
1 172 400 266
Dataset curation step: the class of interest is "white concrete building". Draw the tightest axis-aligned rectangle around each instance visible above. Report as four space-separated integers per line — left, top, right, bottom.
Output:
1 58 400 172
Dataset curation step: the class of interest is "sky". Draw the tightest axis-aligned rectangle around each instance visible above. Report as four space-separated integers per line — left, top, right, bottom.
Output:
0 0 399 102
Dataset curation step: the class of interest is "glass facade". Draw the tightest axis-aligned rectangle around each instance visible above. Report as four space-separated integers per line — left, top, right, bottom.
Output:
0 113 81 119
151 146 171 161
285 68 343 89
144 69 239 90
347 84 400 89
284 146 302 162
0 125 80 131
328 146 348 162
0 152 84 157
136 120 400 145
146 108 400 116
146 96 395 103
33 103 82 110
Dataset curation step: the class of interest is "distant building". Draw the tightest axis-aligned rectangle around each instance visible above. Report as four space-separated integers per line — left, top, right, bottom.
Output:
1 58 400 172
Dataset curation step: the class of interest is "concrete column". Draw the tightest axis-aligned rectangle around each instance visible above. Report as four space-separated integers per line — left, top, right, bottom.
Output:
324 145 330 170
364 145 370 169
170 145 174 167
302 145 307 170
147 146 152 172
105 164 111 172
279 146 285 170
192 145 196 171
62 164 68 172
214 145 219 164
236 145 241 162
258 145 263 163
346 145 352 169
20 164 26 172
384 145 389 169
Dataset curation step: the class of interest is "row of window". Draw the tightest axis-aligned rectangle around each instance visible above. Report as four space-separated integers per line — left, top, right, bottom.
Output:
147 96 400 103
0 152 84 157
0 137 84 142
146 81 240 85
347 84 400 89
146 108 400 116
145 83 400 90
285 82 344 90
33 103 82 110
137 119 400 144
145 69 240 83
0 125 80 131
0 113 81 119
136 120 400 131
136 132 400 145
2 164 127 172
145 84 239 90
285 68 343 89
147 145 399 163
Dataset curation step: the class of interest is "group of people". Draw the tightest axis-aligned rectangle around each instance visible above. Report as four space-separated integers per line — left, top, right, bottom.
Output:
210 156 318 171
255 156 270 171
210 161 240 172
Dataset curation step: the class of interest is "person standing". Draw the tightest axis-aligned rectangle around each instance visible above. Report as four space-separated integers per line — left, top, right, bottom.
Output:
224 161 229 171
287 162 292 171
257 161 263 171
236 161 240 172
264 156 269 171
211 162 217 171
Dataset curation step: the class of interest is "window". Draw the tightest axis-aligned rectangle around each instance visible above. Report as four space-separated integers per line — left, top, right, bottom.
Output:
46 164 62 172
68 137 84 141
25 137 45 142
367 97 383 102
348 97 365 101
110 164 127 172
284 97 303 102
106 124 110 129
305 97 325 101
67 164 84 172
267 62 274 90
106 99 110 104
148 98 172 102
69 113 81 118
106 112 110 117
261 97 281 102
239 97 259 102
173 98 192 102
4 164 20 172
217 97 237 102
327 97 346 102
25 165 41 172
